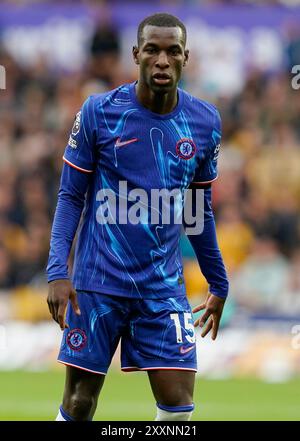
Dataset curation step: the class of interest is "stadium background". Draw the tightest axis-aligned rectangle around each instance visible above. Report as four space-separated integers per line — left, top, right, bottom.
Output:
0 0 300 420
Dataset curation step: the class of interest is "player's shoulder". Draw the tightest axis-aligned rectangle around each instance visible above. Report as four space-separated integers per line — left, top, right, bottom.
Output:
180 88 221 126
86 83 132 110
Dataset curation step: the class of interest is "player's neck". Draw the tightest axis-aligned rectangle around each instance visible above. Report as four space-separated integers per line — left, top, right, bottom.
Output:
135 81 178 115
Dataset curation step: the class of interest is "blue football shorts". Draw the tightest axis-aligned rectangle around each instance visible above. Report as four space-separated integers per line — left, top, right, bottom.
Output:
57 291 197 375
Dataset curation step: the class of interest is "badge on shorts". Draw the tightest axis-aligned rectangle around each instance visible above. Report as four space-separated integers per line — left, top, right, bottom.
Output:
67 328 87 351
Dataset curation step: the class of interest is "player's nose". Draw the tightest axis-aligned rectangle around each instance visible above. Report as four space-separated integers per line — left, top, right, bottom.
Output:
155 51 170 68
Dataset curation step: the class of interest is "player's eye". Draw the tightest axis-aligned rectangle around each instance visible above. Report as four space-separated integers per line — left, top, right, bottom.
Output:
170 48 181 56
145 47 156 54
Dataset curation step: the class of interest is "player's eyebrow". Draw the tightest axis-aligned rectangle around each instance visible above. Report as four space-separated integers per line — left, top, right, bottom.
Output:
144 43 183 51
143 43 159 49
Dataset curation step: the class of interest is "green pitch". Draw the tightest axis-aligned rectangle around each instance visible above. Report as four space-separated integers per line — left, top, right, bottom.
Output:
0 369 299 420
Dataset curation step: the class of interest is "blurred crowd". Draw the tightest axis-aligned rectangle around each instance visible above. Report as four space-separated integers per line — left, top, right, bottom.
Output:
0 18 300 318
3 1 300 6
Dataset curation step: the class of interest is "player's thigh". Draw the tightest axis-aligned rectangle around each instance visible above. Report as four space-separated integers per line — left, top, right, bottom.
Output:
63 365 105 400
147 369 195 406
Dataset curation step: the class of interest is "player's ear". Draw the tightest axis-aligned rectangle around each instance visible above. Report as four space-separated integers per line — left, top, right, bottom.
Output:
183 49 189 67
132 46 140 65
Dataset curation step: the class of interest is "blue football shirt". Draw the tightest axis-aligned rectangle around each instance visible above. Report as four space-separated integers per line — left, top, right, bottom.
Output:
61 81 221 299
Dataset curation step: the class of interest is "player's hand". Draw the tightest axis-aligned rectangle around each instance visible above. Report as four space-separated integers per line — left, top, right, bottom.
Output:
192 293 225 340
47 279 81 331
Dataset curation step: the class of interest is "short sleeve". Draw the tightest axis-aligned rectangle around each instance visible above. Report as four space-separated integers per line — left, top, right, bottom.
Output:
63 95 97 173
193 108 222 184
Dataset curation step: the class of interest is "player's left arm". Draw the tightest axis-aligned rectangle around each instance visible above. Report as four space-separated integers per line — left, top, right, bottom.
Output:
183 108 229 340
184 185 228 340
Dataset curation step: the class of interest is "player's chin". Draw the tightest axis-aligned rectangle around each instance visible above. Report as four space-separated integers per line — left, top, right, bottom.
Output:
150 78 174 94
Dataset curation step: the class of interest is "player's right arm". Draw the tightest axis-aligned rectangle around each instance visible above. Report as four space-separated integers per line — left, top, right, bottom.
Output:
46 96 97 330
46 164 91 330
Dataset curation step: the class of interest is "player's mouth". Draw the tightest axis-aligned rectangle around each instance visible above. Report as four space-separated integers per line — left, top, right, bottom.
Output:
152 73 172 85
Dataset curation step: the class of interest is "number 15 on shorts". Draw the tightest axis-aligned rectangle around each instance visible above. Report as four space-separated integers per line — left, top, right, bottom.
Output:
170 313 195 344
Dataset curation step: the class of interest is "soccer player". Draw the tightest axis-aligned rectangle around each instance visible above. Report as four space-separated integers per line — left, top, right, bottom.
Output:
47 13 228 421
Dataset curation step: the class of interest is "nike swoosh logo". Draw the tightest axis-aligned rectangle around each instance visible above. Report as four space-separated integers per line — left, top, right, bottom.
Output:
115 137 138 148
179 345 195 354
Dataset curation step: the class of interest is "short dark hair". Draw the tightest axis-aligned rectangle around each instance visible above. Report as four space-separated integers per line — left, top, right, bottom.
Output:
137 13 187 47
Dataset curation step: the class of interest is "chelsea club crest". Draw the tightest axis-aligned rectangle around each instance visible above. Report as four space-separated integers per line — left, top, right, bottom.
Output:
176 138 196 160
67 328 87 351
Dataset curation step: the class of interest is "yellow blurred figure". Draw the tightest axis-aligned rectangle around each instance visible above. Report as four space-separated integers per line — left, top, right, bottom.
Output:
217 204 254 273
